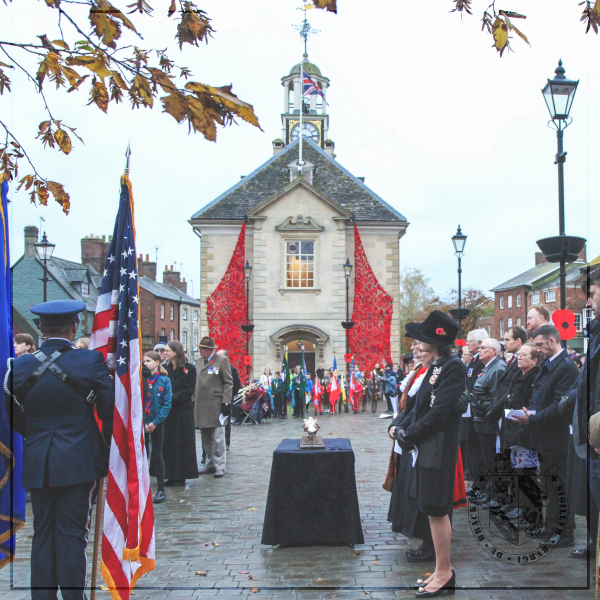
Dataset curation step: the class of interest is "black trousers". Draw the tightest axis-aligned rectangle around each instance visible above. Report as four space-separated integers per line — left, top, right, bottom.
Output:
293 390 304 417
274 392 282 416
225 417 231 447
540 452 575 536
476 431 497 497
145 422 165 491
31 480 97 600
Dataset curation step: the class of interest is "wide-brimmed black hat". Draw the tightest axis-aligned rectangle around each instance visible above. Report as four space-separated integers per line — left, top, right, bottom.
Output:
405 310 459 345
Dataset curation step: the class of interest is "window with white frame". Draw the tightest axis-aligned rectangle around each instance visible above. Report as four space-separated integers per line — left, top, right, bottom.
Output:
170 329 174 341
182 331 188 351
193 310 198 322
531 293 540 305
584 308 594 328
160 303 165 319
81 281 90 296
508 295 513 309
507 318 513 328
574 314 582 331
194 331 198 346
545 290 556 303
160 327 165 336
499 319 505 336
516 294 521 308
183 308 188 320
499 297 504 309
286 240 314 288
517 317 522 326
170 305 175 320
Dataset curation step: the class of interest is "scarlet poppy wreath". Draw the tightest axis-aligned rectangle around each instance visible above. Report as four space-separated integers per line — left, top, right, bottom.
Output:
206 223 247 375
348 225 393 370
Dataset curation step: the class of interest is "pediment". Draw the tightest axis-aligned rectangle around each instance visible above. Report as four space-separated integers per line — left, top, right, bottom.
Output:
275 215 324 232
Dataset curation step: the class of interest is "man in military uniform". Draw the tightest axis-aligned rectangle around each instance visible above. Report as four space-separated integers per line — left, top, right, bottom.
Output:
5 300 114 600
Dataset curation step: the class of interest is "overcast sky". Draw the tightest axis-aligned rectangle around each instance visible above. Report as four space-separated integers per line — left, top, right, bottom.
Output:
3 0 599 300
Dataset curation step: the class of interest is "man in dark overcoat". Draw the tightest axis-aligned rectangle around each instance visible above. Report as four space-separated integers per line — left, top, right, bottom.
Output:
514 324 579 548
5 300 114 600
217 349 240 450
195 337 232 478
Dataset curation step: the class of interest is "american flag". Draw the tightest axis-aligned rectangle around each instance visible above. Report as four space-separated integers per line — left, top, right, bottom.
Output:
302 69 328 104
89 175 155 599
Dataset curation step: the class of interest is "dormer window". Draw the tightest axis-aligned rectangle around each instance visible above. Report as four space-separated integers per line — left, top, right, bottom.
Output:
287 160 315 184
81 281 90 296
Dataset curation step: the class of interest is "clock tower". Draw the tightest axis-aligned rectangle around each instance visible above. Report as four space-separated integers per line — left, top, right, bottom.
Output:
280 53 330 149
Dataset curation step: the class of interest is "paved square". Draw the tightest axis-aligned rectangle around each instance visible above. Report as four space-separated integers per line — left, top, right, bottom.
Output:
0 411 595 599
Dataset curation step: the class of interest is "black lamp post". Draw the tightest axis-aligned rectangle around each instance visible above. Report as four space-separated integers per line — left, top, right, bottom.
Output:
34 232 56 302
537 60 586 317
241 260 254 382
341 258 354 377
449 226 470 341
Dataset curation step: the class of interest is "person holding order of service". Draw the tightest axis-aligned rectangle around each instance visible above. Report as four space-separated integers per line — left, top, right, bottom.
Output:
390 310 467 598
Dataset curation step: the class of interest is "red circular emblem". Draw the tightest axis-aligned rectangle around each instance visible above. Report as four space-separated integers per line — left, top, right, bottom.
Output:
436 328 446 336
344 353 352 363
455 339 467 347
551 309 577 341
158 387 163 391
243 355 252 366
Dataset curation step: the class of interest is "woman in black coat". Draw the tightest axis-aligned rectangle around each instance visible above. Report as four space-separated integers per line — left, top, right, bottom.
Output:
163 340 199 486
394 311 466 597
500 343 540 450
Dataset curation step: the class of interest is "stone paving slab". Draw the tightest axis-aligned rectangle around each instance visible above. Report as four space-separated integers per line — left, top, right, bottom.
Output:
0 412 596 599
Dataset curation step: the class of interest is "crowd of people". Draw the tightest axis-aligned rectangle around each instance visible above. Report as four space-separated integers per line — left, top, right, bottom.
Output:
383 267 600 596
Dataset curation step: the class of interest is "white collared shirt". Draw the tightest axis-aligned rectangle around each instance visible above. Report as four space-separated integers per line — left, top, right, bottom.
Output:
548 348 563 362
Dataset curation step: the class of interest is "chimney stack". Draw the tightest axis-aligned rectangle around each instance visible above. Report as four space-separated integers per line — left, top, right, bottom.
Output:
138 254 157 281
179 277 188 294
24 225 39 258
163 264 181 288
81 234 111 274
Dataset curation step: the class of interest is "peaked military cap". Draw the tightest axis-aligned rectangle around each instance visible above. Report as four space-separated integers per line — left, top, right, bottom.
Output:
30 299 86 326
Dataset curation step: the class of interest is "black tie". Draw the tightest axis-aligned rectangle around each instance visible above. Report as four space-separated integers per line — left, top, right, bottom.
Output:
204 358 208 365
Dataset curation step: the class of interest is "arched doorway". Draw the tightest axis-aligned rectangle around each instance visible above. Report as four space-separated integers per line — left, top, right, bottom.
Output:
270 325 329 380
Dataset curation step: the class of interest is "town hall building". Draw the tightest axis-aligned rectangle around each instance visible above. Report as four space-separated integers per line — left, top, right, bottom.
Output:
189 55 409 378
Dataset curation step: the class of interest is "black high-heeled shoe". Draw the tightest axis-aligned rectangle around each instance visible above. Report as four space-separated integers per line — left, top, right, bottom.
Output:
413 569 455 590
415 571 455 597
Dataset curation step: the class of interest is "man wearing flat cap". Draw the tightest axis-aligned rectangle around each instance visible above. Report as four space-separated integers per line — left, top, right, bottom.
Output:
4 300 114 600
195 337 233 477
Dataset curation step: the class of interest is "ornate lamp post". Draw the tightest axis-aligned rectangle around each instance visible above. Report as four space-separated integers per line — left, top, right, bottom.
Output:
241 260 254 382
537 60 586 315
34 232 56 302
449 226 470 341
341 258 354 377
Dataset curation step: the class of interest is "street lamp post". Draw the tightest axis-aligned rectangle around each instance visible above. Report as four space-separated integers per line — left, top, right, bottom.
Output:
449 226 470 341
34 232 56 302
241 260 254 383
341 258 354 378
537 60 586 317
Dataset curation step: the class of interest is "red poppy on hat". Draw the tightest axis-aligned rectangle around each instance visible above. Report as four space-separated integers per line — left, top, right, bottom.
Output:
552 309 577 341
243 355 252 366
344 353 352 363
436 328 447 336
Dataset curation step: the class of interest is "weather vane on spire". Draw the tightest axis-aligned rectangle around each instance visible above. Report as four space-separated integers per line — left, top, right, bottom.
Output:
293 2 320 55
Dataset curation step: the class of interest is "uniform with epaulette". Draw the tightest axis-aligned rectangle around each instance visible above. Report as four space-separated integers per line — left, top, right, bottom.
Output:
4 300 114 600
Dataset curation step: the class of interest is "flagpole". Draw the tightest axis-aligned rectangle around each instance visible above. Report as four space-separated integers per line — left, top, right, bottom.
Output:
90 477 105 600
298 63 303 172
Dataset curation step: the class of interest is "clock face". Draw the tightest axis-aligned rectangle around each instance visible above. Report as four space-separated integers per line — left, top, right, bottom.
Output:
291 122 320 143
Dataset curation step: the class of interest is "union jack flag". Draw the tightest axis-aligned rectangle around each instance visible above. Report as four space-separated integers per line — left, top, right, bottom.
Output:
89 175 155 599
302 69 328 104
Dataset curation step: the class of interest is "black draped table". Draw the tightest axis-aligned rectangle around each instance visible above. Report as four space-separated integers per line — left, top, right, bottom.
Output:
261 438 364 546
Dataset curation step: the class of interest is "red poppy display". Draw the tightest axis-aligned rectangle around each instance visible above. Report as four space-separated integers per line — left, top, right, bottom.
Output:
436 328 446 336
348 225 393 371
551 309 577 341
207 223 247 376
344 353 352 363
243 355 252 366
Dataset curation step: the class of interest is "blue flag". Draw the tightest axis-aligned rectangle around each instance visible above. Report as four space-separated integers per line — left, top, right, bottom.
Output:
0 181 25 567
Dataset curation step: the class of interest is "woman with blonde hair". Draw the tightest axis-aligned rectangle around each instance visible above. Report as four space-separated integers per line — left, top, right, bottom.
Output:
142 351 172 503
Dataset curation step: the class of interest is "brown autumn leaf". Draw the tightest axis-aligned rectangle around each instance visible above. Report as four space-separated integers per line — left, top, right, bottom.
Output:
17 175 34 191
161 91 188 123
248 575 256 581
36 51 62 89
147 67 177 93
239 571 250 574
54 128 72 154
66 54 112 80
249 589 260 594
212 542 219 546
450 0 472 14
36 183 49 206
195 571 207 576
176 2 215 49
504 15 530 46
247 507 257 511
373 561 379 565
313 0 337 12
492 16 509 56
130 74 153 107
51 39 70 50
47 180 70 213
88 79 109 112
168 0 176 16
89 0 138 49
109 77 124 102
316 578 324 582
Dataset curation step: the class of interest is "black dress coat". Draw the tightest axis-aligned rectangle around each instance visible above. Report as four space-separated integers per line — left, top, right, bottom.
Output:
163 362 199 480
400 353 467 509
499 366 539 449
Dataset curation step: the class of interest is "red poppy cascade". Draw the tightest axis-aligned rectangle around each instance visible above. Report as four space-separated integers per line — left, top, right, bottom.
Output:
348 225 393 370
552 309 577 341
206 223 247 375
